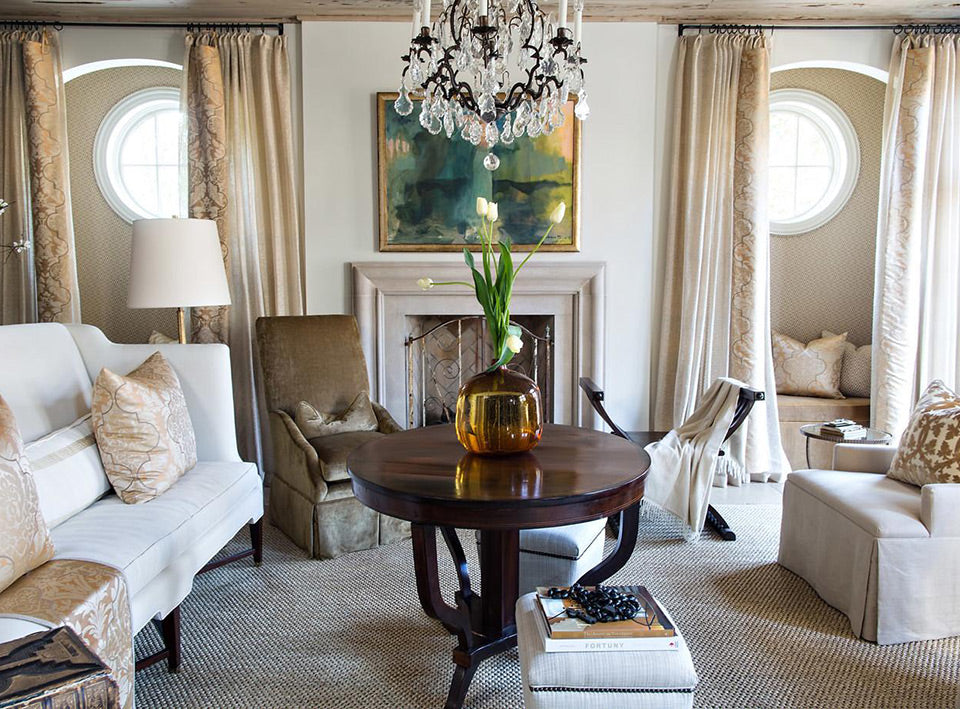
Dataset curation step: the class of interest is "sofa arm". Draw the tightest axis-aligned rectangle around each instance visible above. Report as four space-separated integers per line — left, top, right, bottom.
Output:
833 443 897 474
269 410 328 501
372 401 404 434
921 484 960 537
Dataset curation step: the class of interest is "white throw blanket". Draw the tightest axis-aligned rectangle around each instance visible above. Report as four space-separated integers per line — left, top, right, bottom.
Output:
643 377 742 536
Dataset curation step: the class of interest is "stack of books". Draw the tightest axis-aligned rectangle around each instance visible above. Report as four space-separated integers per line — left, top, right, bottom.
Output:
534 586 678 652
820 418 867 440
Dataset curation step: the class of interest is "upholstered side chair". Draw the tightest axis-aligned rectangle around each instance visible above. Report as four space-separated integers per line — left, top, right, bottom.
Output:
256 315 410 558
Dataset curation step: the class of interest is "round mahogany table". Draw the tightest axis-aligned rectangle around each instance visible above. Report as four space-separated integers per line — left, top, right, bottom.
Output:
348 423 650 709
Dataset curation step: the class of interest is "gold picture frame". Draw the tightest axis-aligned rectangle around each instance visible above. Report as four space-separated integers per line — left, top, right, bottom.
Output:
377 92 581 252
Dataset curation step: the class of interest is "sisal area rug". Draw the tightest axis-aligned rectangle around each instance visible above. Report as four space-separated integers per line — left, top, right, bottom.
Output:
134 504 960 708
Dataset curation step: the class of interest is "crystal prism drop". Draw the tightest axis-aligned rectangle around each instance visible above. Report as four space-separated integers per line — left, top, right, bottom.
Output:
483 152 501 171
444 110 455 137
469 121 483 145
575 91 590 120
394 88 414 116
420 107 432 129
479 93 496 123
485 121 499 146
428 113 443 135
411 62 423 84
527 119 542 137
501 118 514 145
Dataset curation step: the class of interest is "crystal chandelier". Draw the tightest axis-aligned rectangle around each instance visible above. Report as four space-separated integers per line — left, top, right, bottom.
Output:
395 0 589 170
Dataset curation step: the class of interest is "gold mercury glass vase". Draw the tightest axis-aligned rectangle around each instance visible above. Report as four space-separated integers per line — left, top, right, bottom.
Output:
455 366 543 455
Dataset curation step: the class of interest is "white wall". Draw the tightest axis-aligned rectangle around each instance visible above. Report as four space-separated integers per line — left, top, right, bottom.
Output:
301 21 660 429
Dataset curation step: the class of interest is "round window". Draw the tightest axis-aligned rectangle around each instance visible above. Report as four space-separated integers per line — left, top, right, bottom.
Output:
94 87 185 223
768 89 860 236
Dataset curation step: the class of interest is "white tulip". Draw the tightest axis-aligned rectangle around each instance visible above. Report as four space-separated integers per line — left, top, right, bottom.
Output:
487 201 499 222
476 197 488 216
417 277 434 290
549 202 566 224
505 334 523 353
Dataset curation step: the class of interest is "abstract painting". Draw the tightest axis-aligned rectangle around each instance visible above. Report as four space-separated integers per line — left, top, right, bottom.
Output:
377 92 580 252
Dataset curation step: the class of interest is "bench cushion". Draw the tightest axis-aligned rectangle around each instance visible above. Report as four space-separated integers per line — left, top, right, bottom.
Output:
787 470 927 539
520 519 606 560
50 461 260 596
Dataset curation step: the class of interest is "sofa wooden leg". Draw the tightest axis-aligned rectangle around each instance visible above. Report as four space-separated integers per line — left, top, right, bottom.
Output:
162 606 181 673
250 519 264 566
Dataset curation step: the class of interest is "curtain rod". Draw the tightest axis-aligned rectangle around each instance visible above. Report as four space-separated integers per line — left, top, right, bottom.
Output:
678 22 960 37
0 19 285 35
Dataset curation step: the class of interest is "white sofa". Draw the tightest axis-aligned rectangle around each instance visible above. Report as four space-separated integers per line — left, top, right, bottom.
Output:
778 442 960 644
0 324 263 669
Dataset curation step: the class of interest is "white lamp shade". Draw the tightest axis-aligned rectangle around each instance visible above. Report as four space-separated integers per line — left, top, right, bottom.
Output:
127 218 231 309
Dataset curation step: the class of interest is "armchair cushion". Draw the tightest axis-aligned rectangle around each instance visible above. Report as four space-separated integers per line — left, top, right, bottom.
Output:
921 484 960 537
309 430 385 483
888 380 960 487
787 470 927 539
833 443 897 474
295 392 378 439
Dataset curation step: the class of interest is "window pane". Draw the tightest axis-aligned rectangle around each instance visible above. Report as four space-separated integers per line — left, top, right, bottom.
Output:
120 165 160 217
120 116 156 165
157 166 181 218
769 166 796 221
795 166 832 215
155 110 181 165
769 110 798 167
796 116 832 167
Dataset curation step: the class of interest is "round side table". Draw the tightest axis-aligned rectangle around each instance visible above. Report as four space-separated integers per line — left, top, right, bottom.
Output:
799 423 893 468
348 423 649 709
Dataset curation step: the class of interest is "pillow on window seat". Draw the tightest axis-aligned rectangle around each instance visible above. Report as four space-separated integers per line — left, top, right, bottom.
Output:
772 331 846 399
888 380 960 486
823 330 871 399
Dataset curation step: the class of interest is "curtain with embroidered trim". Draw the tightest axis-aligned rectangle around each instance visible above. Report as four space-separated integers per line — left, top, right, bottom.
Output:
654 33 790 483
183 31 305 468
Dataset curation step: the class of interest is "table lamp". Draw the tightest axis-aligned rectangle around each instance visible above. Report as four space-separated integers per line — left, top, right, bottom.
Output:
127 218 231 344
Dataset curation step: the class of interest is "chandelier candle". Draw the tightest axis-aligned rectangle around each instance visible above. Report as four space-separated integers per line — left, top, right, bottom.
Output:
396 0 590 171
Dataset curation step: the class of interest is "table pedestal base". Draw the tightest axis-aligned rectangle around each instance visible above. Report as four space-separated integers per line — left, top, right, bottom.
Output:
411 503 640 709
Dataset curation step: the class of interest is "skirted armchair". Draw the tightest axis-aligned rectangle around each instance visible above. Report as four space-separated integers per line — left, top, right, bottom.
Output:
256 315 409 558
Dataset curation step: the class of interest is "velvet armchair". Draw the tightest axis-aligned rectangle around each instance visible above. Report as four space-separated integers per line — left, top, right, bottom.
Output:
256 315 409 558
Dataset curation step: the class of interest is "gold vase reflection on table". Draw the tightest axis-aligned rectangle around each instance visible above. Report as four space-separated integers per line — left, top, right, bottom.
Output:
455 366 543 455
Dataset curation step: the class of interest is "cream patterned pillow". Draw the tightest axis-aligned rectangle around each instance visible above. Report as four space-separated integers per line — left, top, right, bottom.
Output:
772 331 846 399
888 380 960 486
823 331 872 399
0 394 55 593
295 392 379 439
92 352 197 504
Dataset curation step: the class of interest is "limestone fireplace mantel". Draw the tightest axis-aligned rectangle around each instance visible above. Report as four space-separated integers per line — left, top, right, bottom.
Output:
352 261 605 427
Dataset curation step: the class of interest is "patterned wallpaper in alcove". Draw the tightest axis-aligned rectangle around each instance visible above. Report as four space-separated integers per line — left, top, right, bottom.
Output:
66 65 182 344
769 68 884 348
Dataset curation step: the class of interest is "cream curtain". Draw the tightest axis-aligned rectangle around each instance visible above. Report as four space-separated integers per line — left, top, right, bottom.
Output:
654 33 789 482
0 29 80 325
872 34 960 437
183 31 305 467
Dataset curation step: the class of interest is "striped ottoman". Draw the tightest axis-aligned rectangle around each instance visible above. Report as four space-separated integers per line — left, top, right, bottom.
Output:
516 593 698 709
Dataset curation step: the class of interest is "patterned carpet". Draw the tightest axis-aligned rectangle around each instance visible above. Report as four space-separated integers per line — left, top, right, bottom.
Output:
134 504 960 709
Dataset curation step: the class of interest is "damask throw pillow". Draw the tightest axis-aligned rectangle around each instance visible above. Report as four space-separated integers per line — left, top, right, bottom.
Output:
92 352 197 504
772 331 847 399
0 393 55 593
888 380 960 486
823 330 872 399
295 392 379 439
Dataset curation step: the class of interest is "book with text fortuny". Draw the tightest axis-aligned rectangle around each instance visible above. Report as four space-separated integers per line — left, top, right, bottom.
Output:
535 586 680 652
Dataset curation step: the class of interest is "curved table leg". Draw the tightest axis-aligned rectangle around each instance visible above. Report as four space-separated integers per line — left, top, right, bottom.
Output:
576 502 640 586
411 523 520 709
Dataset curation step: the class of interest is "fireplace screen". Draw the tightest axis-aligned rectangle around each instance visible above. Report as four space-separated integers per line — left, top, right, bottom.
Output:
404 315 554 428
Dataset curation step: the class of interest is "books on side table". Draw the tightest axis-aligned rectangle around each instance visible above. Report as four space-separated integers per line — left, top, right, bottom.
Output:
819 418 867 440
535 586 679 652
